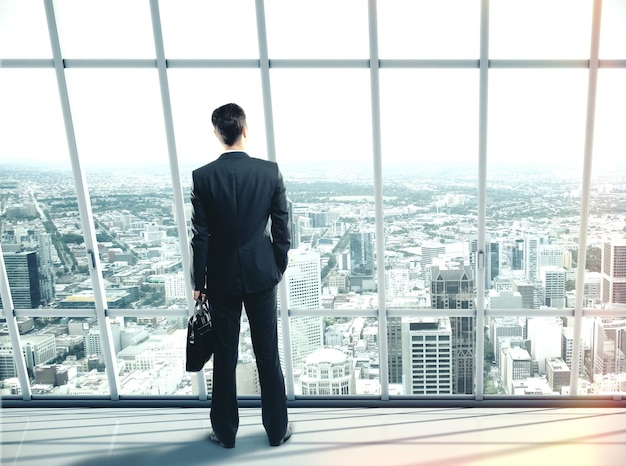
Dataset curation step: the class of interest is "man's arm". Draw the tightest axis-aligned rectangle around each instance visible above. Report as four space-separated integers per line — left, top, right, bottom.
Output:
190 171 209 294
270 166 291 274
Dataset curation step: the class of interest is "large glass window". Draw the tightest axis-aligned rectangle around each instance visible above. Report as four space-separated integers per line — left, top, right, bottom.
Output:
1 0 625 402
378 0 480 59
490 0 593 59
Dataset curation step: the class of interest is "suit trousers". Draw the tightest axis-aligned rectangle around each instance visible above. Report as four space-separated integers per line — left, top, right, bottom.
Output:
208 286 288 446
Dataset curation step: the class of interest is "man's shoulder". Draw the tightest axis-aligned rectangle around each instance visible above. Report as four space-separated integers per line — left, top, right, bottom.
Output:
194 154 278 174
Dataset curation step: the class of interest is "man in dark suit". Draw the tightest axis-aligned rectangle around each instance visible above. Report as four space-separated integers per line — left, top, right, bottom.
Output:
190 103 292 448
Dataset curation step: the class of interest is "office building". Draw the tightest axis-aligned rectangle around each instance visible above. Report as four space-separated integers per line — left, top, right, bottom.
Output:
527 317 562 375
278 250 324 370
562 326 585 376
546 357 571 394
601 237 626 304
502 346 532 395
430 265 475 395
401 316 452 395
490 317 524 367
541 266 566 308
0 251 41 309
349 229 375 292
469 235 500 288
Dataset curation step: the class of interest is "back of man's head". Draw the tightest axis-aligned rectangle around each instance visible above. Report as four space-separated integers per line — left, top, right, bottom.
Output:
212 103 247 147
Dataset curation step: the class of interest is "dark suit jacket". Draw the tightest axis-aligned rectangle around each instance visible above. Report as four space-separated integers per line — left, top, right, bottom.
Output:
190 151 291 295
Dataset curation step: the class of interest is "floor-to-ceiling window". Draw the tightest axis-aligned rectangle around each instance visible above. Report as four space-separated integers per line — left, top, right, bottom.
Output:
1 0 625 404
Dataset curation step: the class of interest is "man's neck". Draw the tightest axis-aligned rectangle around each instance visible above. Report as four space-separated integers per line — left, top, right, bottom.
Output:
222 142 246 152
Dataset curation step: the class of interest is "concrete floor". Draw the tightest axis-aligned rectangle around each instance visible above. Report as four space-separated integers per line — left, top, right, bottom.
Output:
2 406 626 466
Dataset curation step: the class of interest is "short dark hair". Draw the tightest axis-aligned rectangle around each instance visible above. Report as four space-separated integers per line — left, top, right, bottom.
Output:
211 103 247 146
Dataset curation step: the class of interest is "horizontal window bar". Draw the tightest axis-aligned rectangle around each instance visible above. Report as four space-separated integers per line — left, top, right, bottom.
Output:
5 58 624 69
10 307 623 320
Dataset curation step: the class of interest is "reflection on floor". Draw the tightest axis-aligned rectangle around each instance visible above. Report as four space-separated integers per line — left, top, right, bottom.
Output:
2 407 626 466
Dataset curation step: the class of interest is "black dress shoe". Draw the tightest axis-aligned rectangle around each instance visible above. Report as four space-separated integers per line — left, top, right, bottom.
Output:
270 424 292 447
209 431 235 449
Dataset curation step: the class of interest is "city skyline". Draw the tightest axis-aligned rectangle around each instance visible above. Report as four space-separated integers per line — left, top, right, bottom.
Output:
2 164 625 398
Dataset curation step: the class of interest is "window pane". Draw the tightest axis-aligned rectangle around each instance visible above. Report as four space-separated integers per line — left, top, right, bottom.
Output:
0 69 67 165
65 69 179 311
65 69 168 168
116 315 189 396
264 0 369 59
289 315 380 397
0 68 111 394
588 70 626 396
379 69 478 315
159 0 259 59
378 0 480 59
490 0 593 59
600 0 626 59
488 70 588 167
168 69 267 182
581 316 626 394
54 0 154 58
271 69 373 169
0 0 52 58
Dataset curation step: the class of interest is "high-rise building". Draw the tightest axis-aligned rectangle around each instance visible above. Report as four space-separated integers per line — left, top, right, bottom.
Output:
278 250 324 370
524 236 540 283
349 229 375 291
421 242 446 270
401 316 452 395
0 334 56 378
512 281 541 309
0 251 41 309
430 265 475 394
512 239 524 271
287 198 300 250
541 266 566 308
546 357 571 394
164 273 186 301
539 245 565 268
469 236 500 288
502 346 532 394
601 237 626 304
35 232 55 306
527 317 562 375
599 318 626 375
561 326 585 376
490 317 524 367
386 317 403 385
583 272 602 307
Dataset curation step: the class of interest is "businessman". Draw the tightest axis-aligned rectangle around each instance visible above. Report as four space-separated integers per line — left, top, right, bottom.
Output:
190 103 292 448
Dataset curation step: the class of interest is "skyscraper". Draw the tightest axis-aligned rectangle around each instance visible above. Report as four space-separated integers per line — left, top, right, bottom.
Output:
601 237 626 305
278 250 324 370
287 198 300 250
0 251 41 309
524 236 540 283
401 316 452 395
35 232 55 306
469 236 500 288
349 229 375 291
541 266 566 308
430 265 475 394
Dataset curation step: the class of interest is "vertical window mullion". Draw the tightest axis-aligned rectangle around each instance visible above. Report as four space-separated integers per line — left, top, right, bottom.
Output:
148 0 207 400
570 0 603 395
475 0 490 402
368 0 389 401
43 0 121 400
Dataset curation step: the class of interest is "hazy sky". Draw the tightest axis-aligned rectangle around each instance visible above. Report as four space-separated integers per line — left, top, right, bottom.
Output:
0 0 625 175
